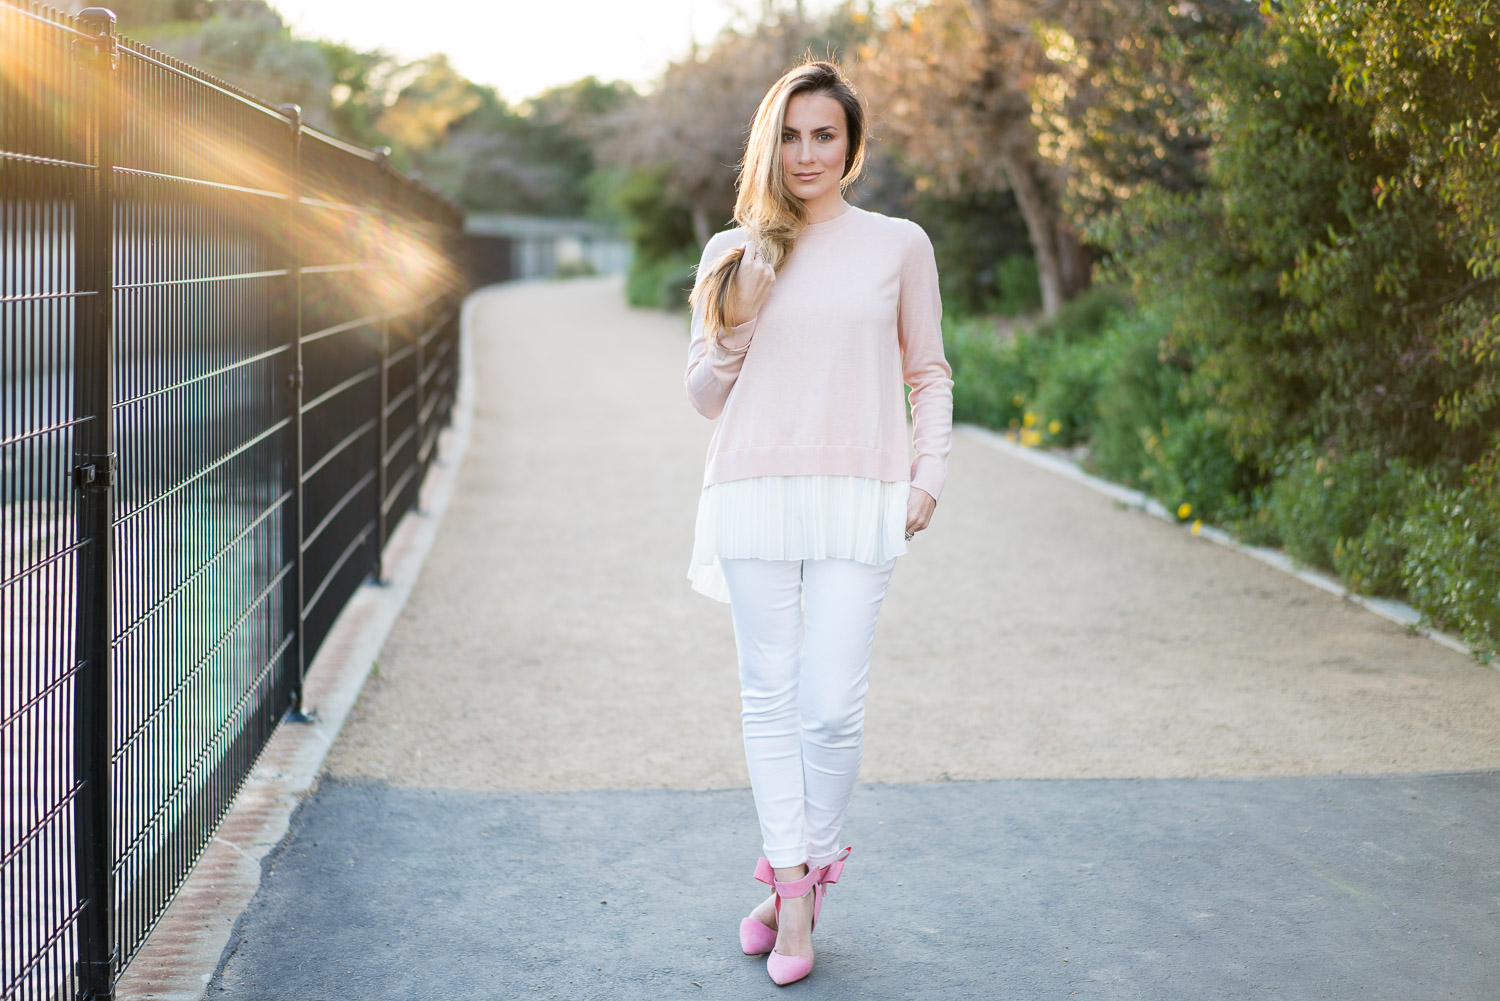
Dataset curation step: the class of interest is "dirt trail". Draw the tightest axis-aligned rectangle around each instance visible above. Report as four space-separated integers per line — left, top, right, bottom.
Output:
322 276 1500 790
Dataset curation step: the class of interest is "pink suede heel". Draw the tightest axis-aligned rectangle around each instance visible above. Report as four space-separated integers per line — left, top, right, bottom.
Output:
739 914 778 956
749 847 852 986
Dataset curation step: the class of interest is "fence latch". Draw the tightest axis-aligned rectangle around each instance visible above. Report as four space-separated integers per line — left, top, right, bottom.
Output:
73 452 118 492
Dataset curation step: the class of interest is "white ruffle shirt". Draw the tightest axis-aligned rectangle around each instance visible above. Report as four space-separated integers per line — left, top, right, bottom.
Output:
687 474 910 603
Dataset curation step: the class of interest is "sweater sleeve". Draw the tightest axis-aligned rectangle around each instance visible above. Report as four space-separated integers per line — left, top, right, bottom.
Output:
897 221 955 502
684 235 758 420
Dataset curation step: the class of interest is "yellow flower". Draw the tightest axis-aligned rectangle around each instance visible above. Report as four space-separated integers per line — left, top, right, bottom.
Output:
1012 393 1026 408
1009 418 1020 429
1020 429 1042 447
1023 412 1038 428
1177 502 1193 519
1048 419 1062 435
1191 519 1202 535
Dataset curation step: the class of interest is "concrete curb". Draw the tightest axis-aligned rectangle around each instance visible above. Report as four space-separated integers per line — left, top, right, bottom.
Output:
959 423 1477 662
115 290 486 1000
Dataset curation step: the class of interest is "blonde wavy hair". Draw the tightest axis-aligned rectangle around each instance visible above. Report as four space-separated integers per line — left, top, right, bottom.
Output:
690 60 868 345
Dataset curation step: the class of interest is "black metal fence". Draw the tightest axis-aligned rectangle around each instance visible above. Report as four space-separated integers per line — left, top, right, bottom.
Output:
1 4 467 998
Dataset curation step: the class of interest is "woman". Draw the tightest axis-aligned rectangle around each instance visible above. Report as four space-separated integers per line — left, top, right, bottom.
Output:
683 60 953 986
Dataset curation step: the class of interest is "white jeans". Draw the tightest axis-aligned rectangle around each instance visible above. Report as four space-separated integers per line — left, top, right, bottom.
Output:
718 556 897 869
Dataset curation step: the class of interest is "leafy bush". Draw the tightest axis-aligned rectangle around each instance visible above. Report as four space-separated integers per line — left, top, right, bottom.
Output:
1265 445 1413 575
1031 337 1110 446
1147 409 1259 524
1334 512 1407 597
1399 457 1500 659
553 258 597 279
1085 307 1184 489
1031 285 1131 345
990 254 1042 316
626 250 696 310
944 317 1044 430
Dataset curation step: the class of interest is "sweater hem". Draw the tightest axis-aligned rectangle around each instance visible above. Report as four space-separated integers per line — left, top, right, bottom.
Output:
705 446 908 485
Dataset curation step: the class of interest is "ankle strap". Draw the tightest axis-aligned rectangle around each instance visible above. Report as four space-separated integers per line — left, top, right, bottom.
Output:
752 858 821 899
817 845 853 886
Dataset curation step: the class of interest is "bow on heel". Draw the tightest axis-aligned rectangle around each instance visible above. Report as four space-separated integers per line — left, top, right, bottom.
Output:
738 847 853 986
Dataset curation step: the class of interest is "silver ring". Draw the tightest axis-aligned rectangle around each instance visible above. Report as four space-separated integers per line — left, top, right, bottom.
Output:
905 531 915 541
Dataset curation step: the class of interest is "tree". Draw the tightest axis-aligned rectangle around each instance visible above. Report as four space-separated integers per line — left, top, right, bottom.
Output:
417 77 631 215
596 2 872 247
1029 0 1262 220
1098 6 1497 469
1292 0 1500 446
861 0 1084 316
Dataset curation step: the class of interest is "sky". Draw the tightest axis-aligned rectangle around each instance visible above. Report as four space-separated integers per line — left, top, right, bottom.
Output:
274 0 850 104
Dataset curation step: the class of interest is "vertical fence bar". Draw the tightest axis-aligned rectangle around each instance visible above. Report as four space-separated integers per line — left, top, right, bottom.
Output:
278 103 311 719
71 7 118 999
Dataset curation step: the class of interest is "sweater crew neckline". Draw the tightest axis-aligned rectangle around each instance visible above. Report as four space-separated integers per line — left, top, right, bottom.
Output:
800 204 863 235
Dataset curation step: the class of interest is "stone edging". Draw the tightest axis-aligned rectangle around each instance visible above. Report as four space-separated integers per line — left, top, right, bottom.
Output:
958 423 1477 663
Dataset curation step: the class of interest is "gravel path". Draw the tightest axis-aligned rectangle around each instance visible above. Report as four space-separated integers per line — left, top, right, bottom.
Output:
322 276 1500 790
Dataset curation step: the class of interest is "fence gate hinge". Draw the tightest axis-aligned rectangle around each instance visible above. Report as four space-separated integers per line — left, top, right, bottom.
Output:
73 452 118 492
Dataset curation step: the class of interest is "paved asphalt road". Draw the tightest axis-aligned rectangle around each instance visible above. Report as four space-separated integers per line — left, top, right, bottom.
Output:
204 277 1500 1000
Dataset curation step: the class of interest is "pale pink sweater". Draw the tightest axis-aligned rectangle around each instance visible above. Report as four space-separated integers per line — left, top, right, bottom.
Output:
684 205 955 501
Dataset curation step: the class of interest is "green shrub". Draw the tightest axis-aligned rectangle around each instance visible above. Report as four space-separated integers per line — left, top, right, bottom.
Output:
989 254 1042 316
553 258 597 279
1266 445 1413 575
944 317 1042 429
1031 285 1131 345
1031 338 1111 446
1399 458 1500 659
627 251 696 310
1334 512 1407 597
1148 410 1259 524
1231 486 1282 548
1085 307 1183 489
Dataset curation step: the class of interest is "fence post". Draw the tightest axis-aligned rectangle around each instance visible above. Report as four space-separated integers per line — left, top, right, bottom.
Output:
73 8 119 999
278 103 313 720
371 146 392 584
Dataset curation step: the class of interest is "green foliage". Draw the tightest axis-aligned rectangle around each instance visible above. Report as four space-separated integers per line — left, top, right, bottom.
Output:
1031 338 1109 446
1265 445 1414 576
1148 410 1259 524
1399 455 1500 658
626 250 697 311
1334 512 1408 598
990 254 1042 317
909 188 1033 318
1085 307 1185 490
607 167 696 265
1097 11 1499 471
943 318 1043 430
1031 285 1131 345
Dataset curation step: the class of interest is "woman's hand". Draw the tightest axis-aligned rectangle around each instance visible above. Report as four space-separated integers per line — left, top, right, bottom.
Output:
725 240 775 326
905 486 936 538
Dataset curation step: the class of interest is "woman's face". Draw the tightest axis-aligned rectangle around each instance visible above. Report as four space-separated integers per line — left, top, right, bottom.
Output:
780 92 849 208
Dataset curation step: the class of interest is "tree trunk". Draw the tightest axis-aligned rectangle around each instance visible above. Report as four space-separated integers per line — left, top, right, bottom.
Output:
1055 220 1090 299
997 148 1063 317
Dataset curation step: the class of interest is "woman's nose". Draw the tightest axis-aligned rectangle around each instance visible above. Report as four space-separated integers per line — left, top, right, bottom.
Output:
798 140 815 162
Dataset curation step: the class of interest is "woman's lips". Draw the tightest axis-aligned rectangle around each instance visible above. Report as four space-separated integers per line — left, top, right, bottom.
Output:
793 172 821 180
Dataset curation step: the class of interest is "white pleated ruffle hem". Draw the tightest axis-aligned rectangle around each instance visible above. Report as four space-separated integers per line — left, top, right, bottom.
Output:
687 475 910 603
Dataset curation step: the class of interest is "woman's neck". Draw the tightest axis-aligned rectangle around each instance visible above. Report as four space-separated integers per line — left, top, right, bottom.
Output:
803 194 849 226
